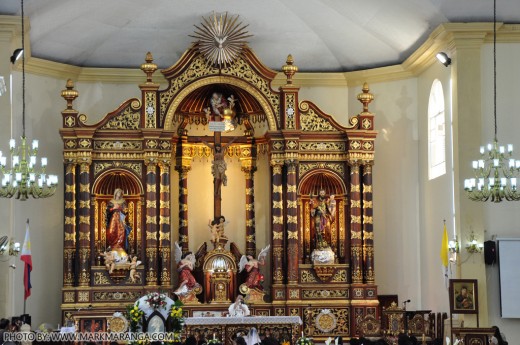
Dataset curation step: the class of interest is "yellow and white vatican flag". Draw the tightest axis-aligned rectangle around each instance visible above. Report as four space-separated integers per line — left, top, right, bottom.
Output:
440 220 449 288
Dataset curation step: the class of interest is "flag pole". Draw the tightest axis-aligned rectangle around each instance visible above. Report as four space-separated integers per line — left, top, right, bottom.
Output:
24 218 29 315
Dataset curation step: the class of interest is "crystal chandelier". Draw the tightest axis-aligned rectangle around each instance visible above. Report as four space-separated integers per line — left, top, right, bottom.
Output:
0 0 58 200
464 0 520 202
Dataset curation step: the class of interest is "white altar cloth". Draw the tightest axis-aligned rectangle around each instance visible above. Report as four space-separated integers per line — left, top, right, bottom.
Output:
185 316 302 325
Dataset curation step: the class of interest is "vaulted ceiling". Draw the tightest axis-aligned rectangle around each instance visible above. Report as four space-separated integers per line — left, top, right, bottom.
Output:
0 0 519 72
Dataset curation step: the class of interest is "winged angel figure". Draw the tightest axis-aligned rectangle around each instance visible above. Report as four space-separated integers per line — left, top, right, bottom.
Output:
239 245 270 290
173 241 202 296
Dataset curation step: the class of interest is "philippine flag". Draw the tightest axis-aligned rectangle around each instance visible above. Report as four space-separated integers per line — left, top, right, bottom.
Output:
20 219 32 300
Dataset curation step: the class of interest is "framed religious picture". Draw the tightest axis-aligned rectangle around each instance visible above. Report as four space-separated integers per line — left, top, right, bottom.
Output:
449 279 479 314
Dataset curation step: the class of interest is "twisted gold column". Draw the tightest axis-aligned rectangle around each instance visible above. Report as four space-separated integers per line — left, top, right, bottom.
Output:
63 162 76 287
349 162 362 284
271 162 284 286
286 161 299 283
159 161 171 286
145 161 158 286
78 160 91 287
362 163 374 283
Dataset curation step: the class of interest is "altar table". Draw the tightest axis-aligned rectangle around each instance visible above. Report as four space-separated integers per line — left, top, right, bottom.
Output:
185 316 302 345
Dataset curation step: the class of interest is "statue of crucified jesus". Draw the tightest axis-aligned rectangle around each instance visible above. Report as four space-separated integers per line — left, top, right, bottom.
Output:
201 137 237 197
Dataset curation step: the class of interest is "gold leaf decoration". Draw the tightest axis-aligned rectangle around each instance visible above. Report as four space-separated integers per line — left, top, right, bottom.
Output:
191 12 253 68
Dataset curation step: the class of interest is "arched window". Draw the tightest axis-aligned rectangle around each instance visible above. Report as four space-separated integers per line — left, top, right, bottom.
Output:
428 79 446 180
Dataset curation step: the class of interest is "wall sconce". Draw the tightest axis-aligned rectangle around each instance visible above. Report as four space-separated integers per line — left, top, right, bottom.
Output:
0 235 21 256
465 231 484 254
448 236 460 253
10 48 23 64
436 52 451 67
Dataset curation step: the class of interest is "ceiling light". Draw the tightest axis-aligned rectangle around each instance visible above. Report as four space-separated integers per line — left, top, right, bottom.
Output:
0 0 58 200
436 52 451 67
464 0 520 202
10 48 23 64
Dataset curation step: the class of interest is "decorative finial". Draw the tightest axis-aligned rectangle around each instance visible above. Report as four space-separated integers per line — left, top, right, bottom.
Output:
357 82 374 113
140 52 158 83
61 79 78 110
282 54 298 85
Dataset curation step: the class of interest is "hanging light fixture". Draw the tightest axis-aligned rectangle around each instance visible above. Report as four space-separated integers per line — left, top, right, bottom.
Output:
464 0 520 202
0 0 58 200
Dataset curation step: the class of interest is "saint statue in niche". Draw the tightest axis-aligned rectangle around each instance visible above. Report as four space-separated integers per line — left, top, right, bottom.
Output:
106 188 132 262
309 189 336 250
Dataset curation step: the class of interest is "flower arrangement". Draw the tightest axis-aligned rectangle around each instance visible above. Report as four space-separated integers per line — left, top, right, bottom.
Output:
296 335 314 345
208 339 221 345
126 302 144 333
169 299 185 333
146 291 168 310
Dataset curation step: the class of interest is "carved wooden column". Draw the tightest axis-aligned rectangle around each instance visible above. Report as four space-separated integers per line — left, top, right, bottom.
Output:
176 136 192 254
159 160 172 287
349 161 363 284
77 157 92 287
63 162 76 287
285 160 299 284
176 166 190 255
362 163 375 283
271 160 285 288
145 158 158 286
243 164 257 257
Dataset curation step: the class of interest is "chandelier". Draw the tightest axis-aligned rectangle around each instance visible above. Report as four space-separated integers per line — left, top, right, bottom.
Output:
464 0 520 202
0 0 58 200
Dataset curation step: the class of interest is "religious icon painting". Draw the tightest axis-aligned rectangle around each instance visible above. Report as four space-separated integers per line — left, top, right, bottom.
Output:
449 279 479 314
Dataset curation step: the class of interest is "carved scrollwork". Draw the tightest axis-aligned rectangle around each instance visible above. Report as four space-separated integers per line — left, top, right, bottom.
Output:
93 162 143 178
300 269 318 283
302 289 348 299
221 58 280 125
94 141 142 151
94 272 111 285
331 269 347 282
93 291 142 302
300 108 335 132
304 308 349 336
299 142 346 151
160 55 218 117
298 163 345 179
100 102 141 130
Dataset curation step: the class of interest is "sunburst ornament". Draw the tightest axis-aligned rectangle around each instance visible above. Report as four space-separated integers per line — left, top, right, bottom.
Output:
191 12 252 68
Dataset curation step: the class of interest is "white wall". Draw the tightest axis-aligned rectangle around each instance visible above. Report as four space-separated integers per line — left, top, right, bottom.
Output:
348 79 422 310
0 72 65 327
417 62 454 313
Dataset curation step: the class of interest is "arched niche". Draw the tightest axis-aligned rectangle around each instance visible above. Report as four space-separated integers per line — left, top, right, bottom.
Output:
92 169 144 260
172 83 269 135
202 249 238 304
298 170 348 264
163 76 277 132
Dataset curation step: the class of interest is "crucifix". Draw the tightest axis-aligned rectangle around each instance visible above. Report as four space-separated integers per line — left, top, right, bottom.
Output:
201 92 238 219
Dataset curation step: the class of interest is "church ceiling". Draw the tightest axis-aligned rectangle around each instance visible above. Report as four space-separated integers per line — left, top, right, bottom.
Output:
0 0 519 72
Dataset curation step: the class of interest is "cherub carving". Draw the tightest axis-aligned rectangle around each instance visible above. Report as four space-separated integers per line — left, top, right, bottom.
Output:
128 256 142 283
